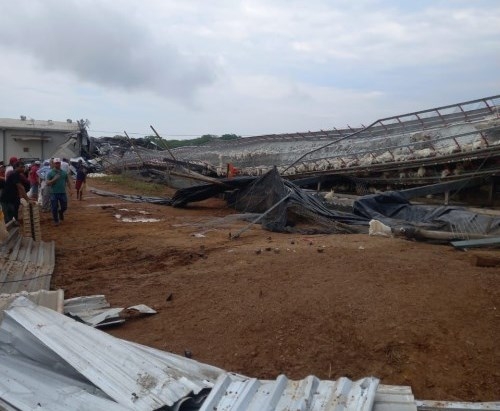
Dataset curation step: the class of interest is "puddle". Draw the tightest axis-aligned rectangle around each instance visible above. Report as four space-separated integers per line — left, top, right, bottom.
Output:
118 208 151 215
114 214 160 223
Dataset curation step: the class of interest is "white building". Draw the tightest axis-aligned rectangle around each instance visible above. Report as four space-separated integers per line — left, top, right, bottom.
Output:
0 116 87 163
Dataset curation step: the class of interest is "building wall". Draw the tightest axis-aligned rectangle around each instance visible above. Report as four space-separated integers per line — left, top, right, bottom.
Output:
0 128 79 163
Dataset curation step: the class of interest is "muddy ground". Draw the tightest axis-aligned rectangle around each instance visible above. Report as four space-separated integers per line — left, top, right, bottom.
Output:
43 177 499 402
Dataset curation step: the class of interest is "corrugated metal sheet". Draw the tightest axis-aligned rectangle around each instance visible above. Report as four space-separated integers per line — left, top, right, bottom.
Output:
374 384 417 411
0 345 131 411
63 295 110 312
0 296 223 411
0 227 55 294
0 289 63 321
64 295 156 327
200 373 379 411
1 297 495 411
416 400 500 410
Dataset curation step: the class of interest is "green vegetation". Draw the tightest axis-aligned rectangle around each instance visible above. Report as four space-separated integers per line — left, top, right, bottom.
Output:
139 133 240 150
97 174 166 196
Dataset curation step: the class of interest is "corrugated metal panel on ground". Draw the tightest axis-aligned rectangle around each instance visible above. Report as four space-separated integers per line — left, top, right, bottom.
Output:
0 344 131 411
1 297 495 411
199 373 379 411
64 295 157 327
0 296 224 411
0 227 55 294
416 400 500 410
0 289 63 321
374 384 417 411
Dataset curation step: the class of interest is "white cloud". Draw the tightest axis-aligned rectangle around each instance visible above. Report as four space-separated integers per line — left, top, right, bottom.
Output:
0 0 498 138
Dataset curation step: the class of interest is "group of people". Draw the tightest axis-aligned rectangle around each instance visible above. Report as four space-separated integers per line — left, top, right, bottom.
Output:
0 156 88 227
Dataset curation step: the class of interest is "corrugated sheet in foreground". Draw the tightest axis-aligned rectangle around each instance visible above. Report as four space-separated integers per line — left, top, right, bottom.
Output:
200 373 380 411
3 298 495 411
416 400 500 410
0 345 131 411
0 227 55 294
1 297 223 411
0 289 63 321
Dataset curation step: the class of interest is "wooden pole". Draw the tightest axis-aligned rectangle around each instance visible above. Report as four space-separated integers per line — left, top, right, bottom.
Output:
150 125 176 161
124 131 145 167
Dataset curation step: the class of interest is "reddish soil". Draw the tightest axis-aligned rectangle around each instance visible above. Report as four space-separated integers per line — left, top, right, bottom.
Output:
45 177 500 402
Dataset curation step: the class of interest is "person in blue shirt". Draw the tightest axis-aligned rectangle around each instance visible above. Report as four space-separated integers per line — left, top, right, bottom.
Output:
46 158 72 226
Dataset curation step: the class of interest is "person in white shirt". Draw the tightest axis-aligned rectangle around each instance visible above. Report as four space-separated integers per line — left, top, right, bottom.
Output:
60 158 70 174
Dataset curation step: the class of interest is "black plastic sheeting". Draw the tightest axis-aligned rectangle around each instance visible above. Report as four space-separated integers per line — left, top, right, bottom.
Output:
353 191 500 235
174 168 368 233
92 169 500 237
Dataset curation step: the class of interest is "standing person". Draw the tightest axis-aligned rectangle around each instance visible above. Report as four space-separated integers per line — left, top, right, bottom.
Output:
0 163 6 200
0 161 31 223
46 158 71 226
28 160 40 199
5 156 18 179
75 160 87 200
60 158 70 174
37 160 52 211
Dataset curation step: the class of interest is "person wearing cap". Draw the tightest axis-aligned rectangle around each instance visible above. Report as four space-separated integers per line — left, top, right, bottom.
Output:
5 156 18 179
0 161 32 223
46 158 72 226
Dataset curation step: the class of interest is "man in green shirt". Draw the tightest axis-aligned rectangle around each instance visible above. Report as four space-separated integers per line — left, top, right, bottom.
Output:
46 158 72 226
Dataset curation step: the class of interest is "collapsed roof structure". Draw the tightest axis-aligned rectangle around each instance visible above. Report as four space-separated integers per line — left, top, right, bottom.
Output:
94 95 500 197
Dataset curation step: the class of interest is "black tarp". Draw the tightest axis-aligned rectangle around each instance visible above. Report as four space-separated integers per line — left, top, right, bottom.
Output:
93 168 500 238
353 191 500 235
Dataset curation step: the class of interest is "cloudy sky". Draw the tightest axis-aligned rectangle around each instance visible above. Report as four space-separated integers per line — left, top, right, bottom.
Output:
0 0 499 139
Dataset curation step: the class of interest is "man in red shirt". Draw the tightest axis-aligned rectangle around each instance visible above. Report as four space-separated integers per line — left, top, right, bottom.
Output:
28 160 40 199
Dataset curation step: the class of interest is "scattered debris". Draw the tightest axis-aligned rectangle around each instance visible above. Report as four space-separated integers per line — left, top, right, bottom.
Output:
64 295 156 327
191 233 206 238
369 220 393 237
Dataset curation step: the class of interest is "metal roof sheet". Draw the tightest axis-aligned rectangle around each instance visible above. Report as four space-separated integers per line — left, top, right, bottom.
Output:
374 384 417 411
0 289 63 321
199 373 381 411
0 118 80 132
0 227 55 294
2 298 495 411
415 400 500 410
64 295 156 327
0 344 131 411
1 296 223 410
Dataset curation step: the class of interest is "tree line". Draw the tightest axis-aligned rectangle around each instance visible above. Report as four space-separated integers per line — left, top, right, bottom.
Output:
137 133 240 150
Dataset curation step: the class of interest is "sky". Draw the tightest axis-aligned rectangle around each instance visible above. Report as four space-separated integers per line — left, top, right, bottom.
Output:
0 0 499 139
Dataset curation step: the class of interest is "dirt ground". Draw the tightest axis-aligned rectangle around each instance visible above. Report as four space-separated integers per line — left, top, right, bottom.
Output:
42 177 499 402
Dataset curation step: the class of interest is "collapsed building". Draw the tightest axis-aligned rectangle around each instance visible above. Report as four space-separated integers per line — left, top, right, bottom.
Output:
95 95 500 205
